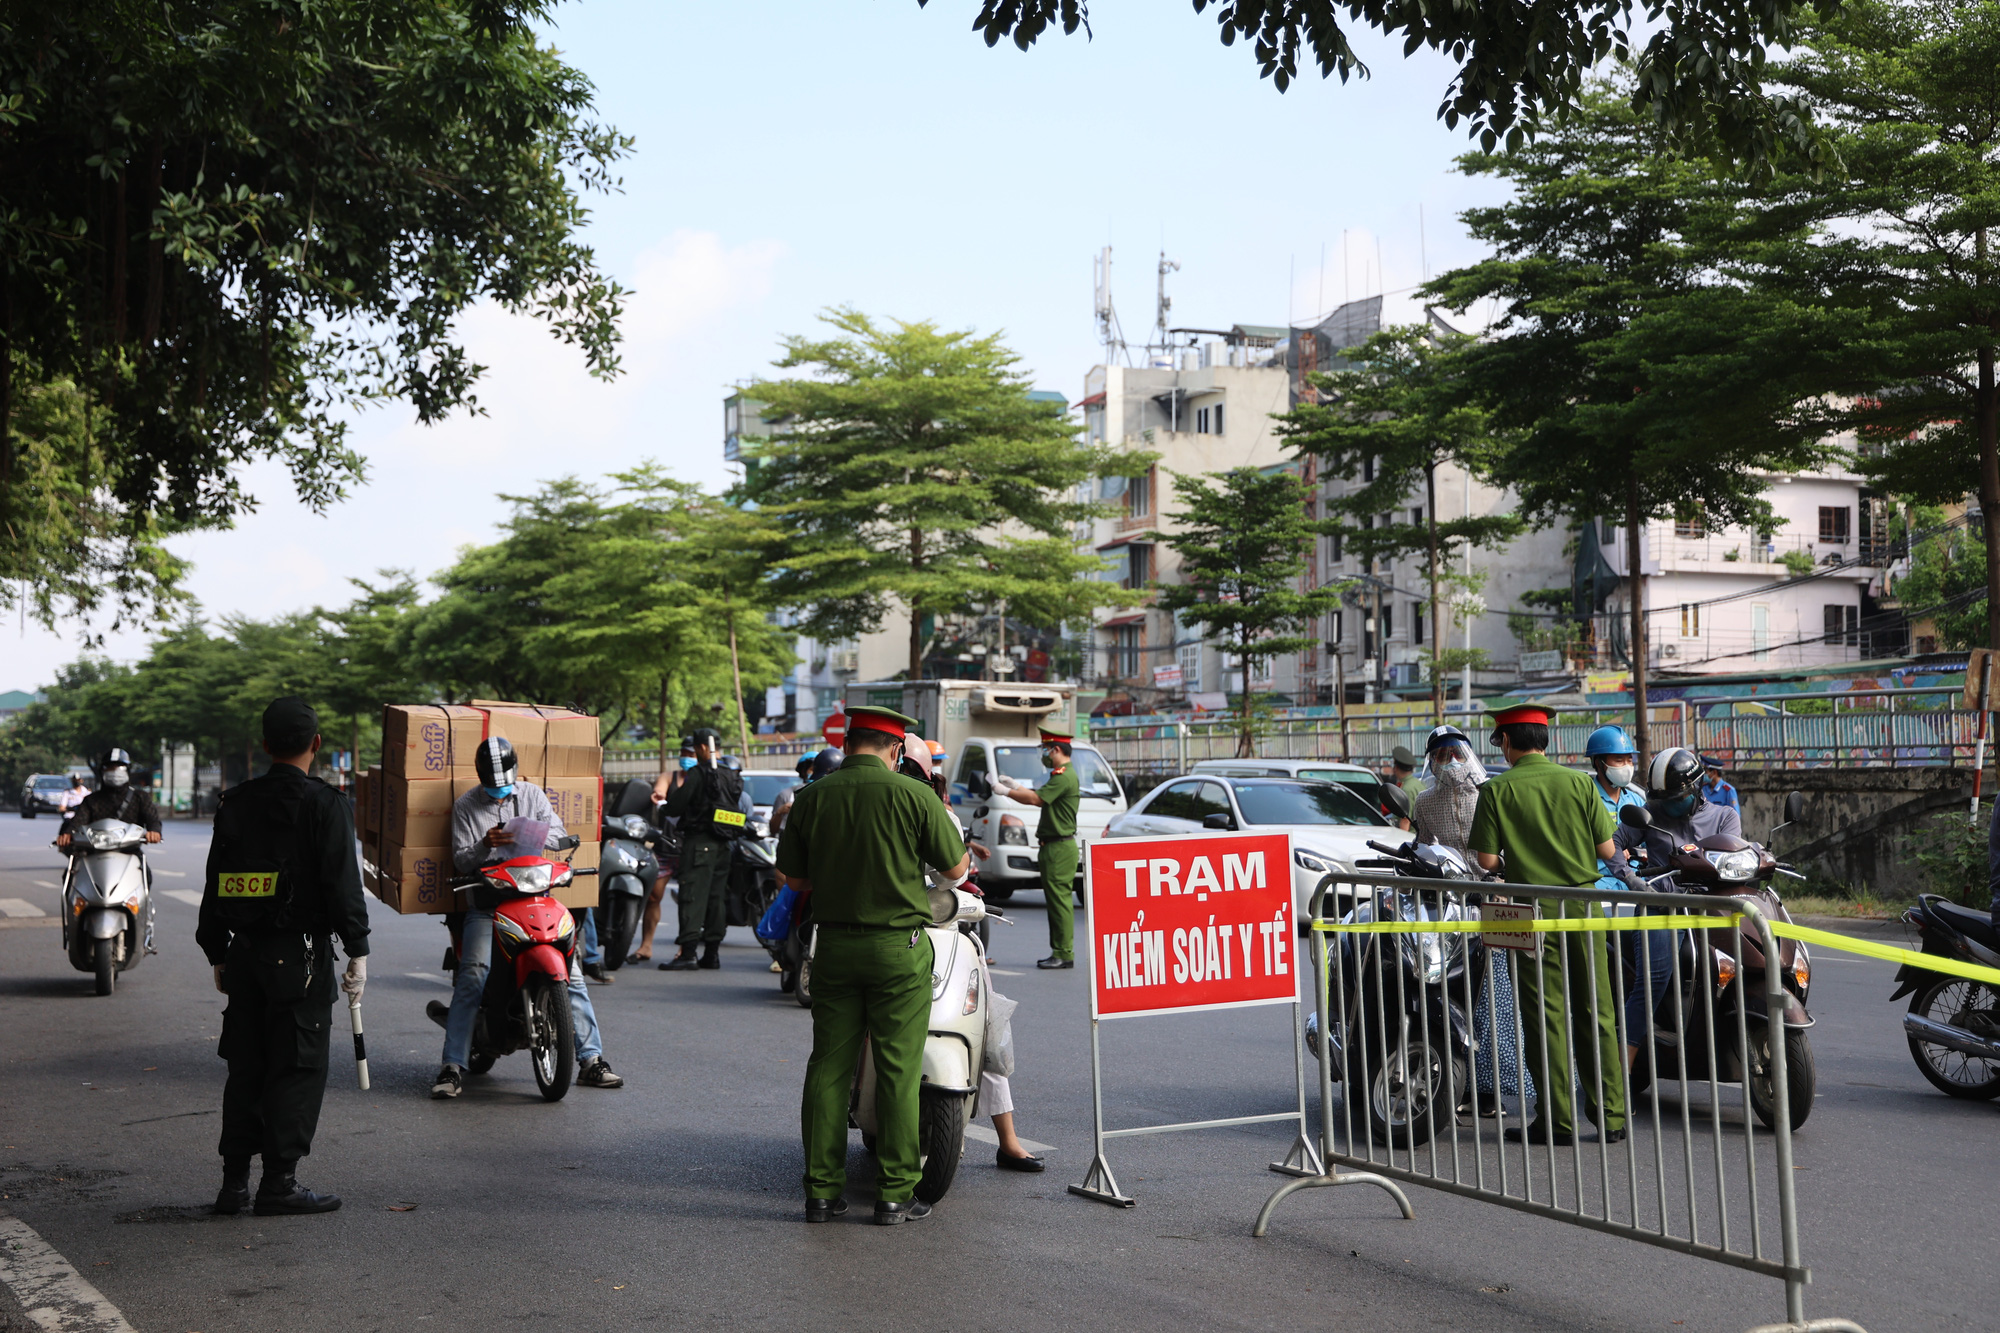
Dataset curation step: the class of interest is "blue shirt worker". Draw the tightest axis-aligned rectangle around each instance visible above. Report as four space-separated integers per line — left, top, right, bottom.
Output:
777 706 969 1226
1699 755 1740 812
429 737 623 1099
1468 705 1626 1147
1583 726 1672 1065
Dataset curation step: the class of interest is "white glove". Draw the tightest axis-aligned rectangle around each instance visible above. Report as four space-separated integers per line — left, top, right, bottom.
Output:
992 774 1018 790
342 955 367 1002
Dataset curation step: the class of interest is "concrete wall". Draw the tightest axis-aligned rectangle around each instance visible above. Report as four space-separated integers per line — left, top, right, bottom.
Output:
1736 767 1984 898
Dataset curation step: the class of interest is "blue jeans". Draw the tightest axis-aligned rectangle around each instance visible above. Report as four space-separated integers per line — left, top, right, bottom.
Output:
443 907 604 1070
1603 888 1677 1047
575 906 602 966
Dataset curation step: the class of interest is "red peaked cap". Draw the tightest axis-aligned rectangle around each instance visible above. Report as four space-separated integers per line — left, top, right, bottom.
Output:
1488 704 1552 729
1038 728 1073 745
845 705 916 740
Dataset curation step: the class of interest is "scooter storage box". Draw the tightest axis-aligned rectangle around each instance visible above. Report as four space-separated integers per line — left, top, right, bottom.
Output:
381 705 484 778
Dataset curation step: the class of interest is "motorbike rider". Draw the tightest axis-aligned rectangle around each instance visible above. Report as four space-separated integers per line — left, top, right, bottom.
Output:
627 736 698 964
657 728 751 971
56 749 163 850
768 753 817 837
430 737 623 1099
1613 746 1745 870
1583 727 1673 1066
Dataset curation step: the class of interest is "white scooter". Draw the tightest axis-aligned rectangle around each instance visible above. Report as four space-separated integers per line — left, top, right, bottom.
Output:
849 885 992 1204
59 819 155 996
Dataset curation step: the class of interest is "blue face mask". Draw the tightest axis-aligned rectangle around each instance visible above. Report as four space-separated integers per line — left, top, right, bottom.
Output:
483 784 515 800
679 756 696 771
1663 791 1697 818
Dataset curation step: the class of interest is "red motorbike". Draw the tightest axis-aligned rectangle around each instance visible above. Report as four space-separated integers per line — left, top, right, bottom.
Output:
426 842 594 1102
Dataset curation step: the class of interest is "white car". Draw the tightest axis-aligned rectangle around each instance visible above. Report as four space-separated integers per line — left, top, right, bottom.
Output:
1103 774 1396 919
740 768 803 836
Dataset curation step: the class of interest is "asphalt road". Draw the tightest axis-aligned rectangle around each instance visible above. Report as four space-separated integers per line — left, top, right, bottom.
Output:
1 812 1994 1333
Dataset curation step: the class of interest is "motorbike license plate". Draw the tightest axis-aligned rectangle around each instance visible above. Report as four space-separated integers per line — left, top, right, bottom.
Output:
712 809 747 829
218 872 279 899
1479 902 1538 951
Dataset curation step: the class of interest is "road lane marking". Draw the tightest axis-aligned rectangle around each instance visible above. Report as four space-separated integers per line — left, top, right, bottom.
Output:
33 880 58 889
161 889 205 907
0 899 47 918
0 1208 140 1333
990 968 1025 976
155 869 188 878
405 972 453 986
964 1123 1056 1154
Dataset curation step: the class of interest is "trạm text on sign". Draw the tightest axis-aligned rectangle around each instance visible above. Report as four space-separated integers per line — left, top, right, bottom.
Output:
1086 832 1296 1019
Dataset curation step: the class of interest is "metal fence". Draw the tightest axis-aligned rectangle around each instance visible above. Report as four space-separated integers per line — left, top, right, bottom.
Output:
1252 872 1864 1333
1088 685 1983 784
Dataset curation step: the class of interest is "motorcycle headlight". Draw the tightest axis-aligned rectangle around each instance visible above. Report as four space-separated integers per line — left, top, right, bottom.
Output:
962 971 980 1016
1706 850 1759 882
1294 848 1334 874
503 864 551 894
621 816 649 839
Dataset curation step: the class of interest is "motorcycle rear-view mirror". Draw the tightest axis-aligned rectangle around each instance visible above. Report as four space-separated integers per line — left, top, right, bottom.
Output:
1783 790 1807 826
1619 804 1652 829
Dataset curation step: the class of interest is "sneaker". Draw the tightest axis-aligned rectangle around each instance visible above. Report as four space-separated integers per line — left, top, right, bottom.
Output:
583 961 613 985
578 1057 625 1089
430 1065 464 1099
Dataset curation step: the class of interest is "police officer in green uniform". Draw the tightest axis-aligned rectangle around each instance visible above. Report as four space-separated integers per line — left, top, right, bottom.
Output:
994 727 1081 969
196 698 370 1216
1467 705 1625 1146
658 727 746 971
776 706 969 1225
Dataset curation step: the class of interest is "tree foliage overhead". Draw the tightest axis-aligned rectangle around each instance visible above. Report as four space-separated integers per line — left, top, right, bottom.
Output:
738 308 1137 679
947 0 1834 166
0 0 631 627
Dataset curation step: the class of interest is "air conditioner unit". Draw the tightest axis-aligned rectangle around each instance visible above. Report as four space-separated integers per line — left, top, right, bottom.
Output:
1661 645 1679 659
833 651 859 673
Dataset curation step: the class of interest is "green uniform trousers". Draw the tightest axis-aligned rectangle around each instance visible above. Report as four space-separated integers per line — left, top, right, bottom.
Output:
800 926 933 1201
218 932 337 1165
675 833 732 947
1513 900 1626 1136
1038 838 1080 960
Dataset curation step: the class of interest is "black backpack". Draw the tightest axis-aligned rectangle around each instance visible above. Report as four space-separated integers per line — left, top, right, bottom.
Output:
208 773 317 931
686 765 749 839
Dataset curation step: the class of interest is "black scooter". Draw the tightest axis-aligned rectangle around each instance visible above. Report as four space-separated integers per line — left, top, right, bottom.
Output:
1892 894 2000 1100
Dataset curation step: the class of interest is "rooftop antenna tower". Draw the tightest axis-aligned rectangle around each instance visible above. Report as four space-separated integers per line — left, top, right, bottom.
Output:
1152 250 1180 357
1094 246 1131 366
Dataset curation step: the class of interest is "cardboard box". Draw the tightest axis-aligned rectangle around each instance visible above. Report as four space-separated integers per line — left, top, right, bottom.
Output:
467 702 601 780
541 775 602 834
381 777 479 850
368 842 456 915
355 769 377 836
382 705 484 778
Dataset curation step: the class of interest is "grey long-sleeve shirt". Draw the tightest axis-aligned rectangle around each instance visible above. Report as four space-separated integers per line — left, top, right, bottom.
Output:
451 782 567 875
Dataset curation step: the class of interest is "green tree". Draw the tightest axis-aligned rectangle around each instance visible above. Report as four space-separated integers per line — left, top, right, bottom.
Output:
1894 509 1988 651
1425 87 1842 757
1149 467 1346 756
1277 325 1525 721
0 0 631 627
1759 0 2000 649
739 308 1133 678
954 0 1836 167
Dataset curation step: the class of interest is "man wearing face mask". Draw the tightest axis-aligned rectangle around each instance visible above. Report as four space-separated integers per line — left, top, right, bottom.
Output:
1615 747 1743 869
991 728 1081 970
56 748 163 850
657 728 749 971
1583 727 1672 1066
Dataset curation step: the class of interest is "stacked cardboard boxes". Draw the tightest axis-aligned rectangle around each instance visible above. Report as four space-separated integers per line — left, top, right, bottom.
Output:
361 702 603 914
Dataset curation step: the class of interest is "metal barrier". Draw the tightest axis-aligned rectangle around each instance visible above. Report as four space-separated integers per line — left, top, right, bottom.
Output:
1253 871 1867 1333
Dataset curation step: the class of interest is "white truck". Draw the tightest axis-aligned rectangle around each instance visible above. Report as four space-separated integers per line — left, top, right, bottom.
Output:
843 681 1127 903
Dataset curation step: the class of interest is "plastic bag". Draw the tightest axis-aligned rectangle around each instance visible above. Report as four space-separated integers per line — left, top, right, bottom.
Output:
755 885 798 947
983 987 1018 1077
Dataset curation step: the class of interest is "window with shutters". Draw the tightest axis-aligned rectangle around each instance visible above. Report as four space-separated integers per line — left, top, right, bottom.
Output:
1818 506 1851 544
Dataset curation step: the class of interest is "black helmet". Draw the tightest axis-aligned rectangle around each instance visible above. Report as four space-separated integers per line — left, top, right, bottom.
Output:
475 736 519 788
1646 747 1705 803
811 748 842 778
97 747 132 774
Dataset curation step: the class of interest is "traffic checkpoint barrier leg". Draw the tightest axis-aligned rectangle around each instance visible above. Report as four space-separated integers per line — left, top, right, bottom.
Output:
1069 831 1329 1209
1253 872 1869 1333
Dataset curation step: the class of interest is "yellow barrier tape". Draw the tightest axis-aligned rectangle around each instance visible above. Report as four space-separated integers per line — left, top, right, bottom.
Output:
1312 911 2000 988
1768 920 2000 989
1313 915 1740 934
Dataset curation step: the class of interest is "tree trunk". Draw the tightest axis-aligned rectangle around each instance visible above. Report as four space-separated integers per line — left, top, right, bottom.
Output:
726 596 753 763
657 674 670 773
1625 475 1651 765
1980 227 2000 653
1425 460 1443 725
907 524 925 680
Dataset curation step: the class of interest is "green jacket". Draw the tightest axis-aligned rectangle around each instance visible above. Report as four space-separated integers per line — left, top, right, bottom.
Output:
775 754 965 929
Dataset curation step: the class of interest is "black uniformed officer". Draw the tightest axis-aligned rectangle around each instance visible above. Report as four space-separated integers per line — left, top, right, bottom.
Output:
658 727 750 970
196 698 369 1216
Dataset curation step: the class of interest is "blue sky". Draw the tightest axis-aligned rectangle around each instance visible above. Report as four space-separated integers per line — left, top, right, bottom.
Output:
10 0 1511 690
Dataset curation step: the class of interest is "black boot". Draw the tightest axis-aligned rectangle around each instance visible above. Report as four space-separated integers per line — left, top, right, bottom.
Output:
254 1159 342 1216
212 1157 252 1215
659 948 700 971
697 943 721 970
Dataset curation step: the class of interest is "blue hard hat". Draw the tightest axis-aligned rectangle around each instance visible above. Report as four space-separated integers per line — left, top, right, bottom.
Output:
1584 725 1637 758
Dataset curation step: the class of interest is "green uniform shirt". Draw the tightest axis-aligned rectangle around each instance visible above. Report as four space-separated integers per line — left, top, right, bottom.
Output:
1467 752 1615 888
1035 765 1080 840
775 753 965 929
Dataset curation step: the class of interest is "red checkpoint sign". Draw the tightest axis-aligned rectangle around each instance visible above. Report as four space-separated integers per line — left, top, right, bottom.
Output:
1086 831 1297 1020
821 711 847 746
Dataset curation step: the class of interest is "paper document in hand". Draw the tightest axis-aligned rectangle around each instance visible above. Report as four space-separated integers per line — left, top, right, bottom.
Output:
502 817 550 855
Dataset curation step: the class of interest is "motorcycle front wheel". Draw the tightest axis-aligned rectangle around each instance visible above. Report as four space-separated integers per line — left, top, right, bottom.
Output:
1746 1025 1816 1130
525 976 575 1102
93 937 115 996
1346 1018 1454 1148
914 1088 971 1204
794 924 815 1009
1906 977 2000 1101
601 897 639 972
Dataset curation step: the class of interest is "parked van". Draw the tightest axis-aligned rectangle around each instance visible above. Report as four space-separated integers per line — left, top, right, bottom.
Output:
844 681 1127 903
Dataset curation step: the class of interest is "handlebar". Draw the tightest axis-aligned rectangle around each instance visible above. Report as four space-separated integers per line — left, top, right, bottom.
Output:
1353 859 1400 870
1365 840 1410 858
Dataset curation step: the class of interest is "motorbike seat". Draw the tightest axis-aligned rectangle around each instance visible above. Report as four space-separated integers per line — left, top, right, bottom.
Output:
611 778 655 819
1931 900 2000 951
